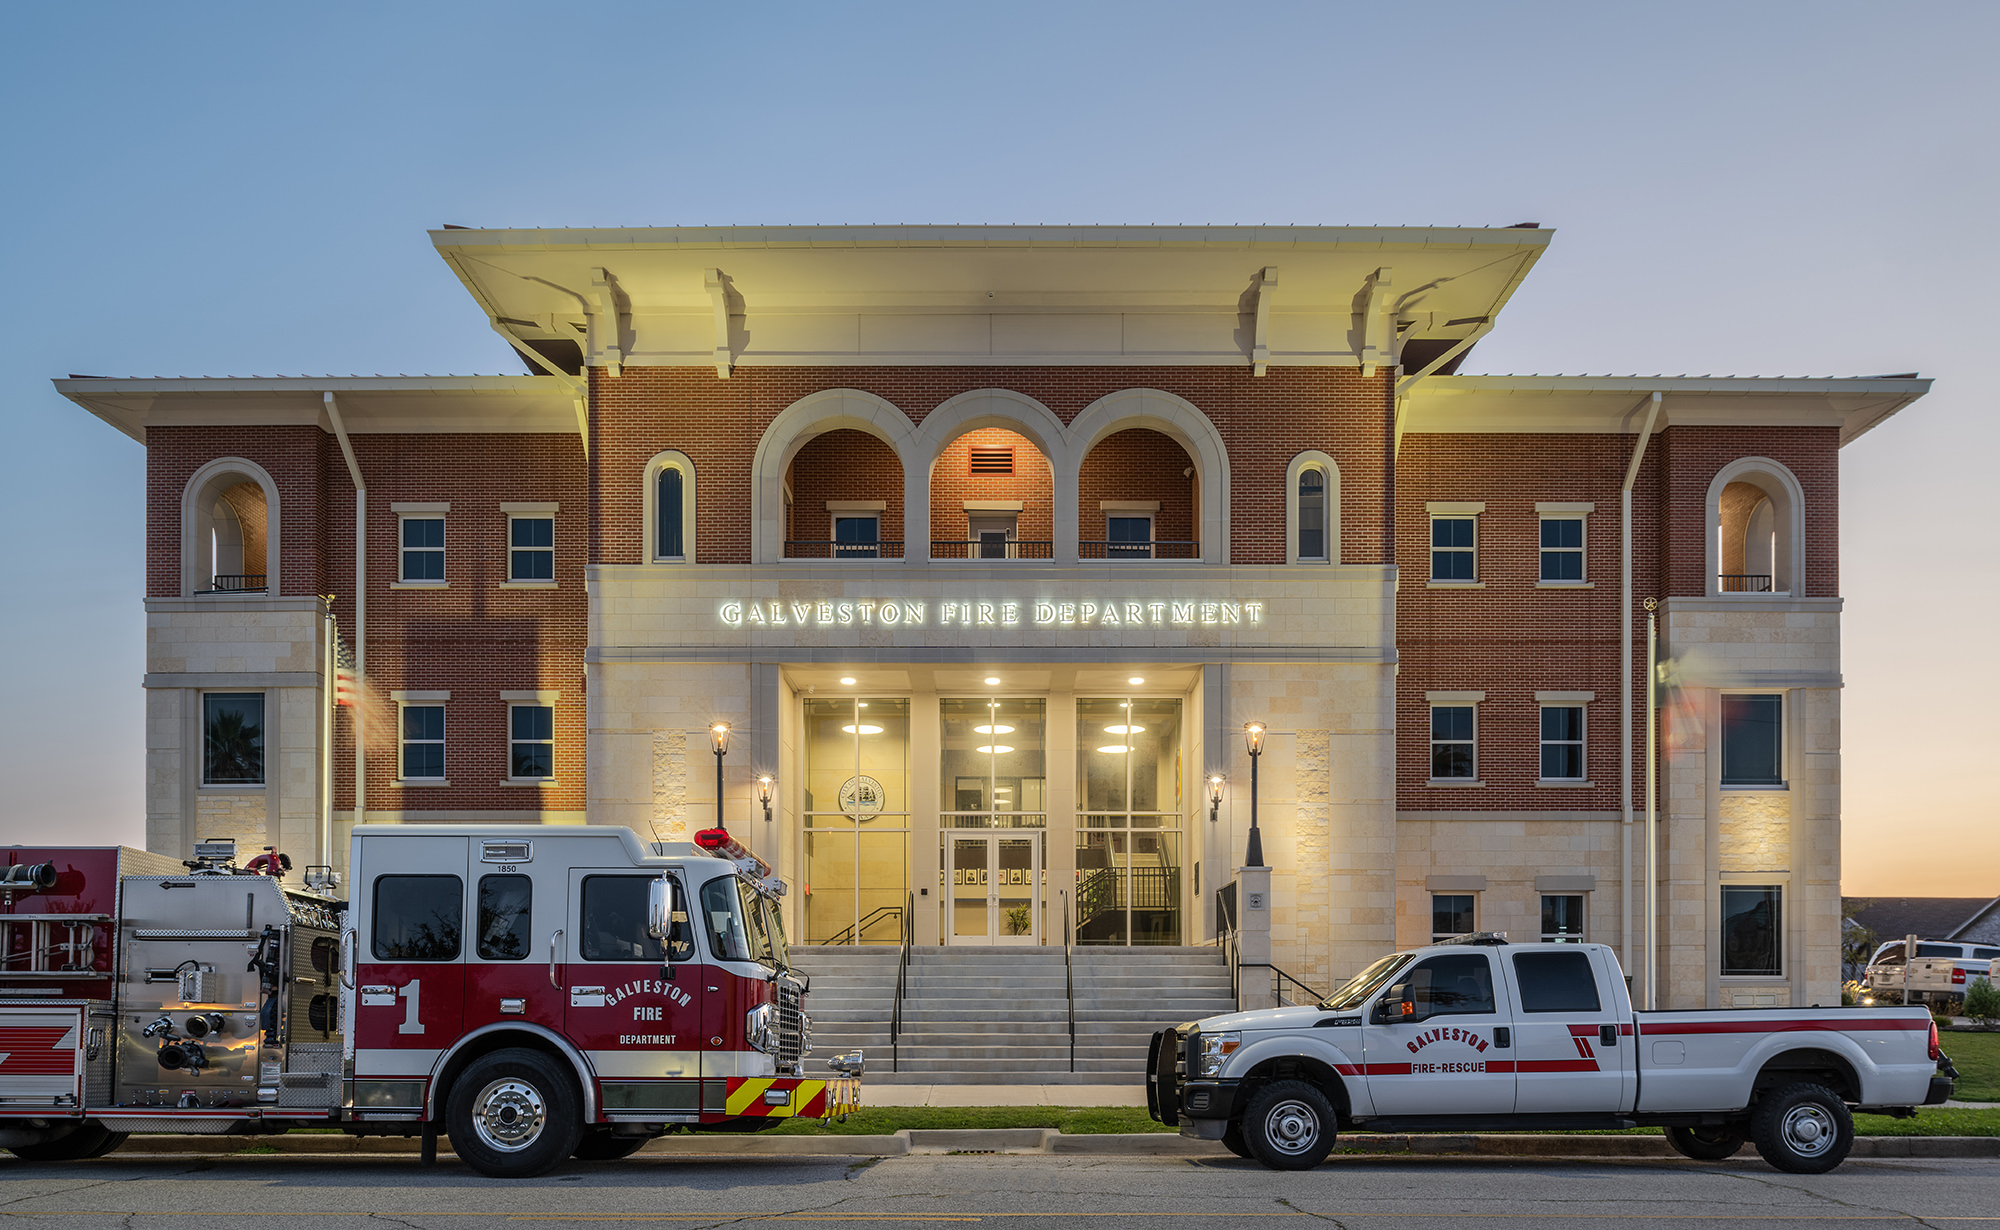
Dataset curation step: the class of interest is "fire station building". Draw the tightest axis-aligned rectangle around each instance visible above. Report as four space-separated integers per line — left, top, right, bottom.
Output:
58 225 1928 1011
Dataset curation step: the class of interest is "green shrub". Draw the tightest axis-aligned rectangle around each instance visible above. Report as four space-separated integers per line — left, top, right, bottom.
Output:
1964 977 2000 1027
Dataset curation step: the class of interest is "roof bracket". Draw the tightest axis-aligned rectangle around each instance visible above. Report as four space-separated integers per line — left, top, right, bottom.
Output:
1360 267 1393 377
590 267 624 377
705 268 734 378
1249 266 1278 376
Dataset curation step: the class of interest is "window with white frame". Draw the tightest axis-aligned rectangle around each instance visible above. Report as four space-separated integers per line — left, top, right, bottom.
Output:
1720 694 1784 787
1106 515 1153 559
509 704 554 779
657 467 685 559
1431 894 1476 943
1539 705 1585 780
400 516 445 582
1430 705 1476 779
1430 516 1476 581
1539 516 1585 581
400 704 445 780
508 514 554 582
1541 894 1585 942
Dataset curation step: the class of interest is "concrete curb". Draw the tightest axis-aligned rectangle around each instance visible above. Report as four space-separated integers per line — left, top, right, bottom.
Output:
105 1131 2000 1160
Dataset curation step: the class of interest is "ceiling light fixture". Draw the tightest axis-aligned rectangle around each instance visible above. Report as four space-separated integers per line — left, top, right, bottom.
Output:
983 676 1001 686
839 677 856 686
973 724 1016 735
1103 724 1146 735
1128 676 1145 685
841 723 884 735
974 744 1014 755
1097 744 1132 754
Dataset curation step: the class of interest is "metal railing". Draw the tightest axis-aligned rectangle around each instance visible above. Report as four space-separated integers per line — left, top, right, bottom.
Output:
1078 540 1200 560
1212 884 1323 1009
1074 866 1180 942
1062 890 1076 1073
819 905 902 947
930 540 1054 560
1267 965 1326 1007
889 890 913 1072
202 575 267 593
1719 573 1775 593
784 540 903 560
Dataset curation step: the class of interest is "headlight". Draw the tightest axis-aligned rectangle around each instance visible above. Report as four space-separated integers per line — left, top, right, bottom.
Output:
746 1003 777 1054
1195 1031 1242 1077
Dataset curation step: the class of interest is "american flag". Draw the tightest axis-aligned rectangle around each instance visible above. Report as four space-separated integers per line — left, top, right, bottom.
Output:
334 628 359 709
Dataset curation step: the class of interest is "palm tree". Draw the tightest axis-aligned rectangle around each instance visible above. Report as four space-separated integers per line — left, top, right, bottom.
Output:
205 708 263 782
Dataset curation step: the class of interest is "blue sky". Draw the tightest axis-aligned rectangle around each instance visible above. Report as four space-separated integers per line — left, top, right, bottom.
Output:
2 2 1992 892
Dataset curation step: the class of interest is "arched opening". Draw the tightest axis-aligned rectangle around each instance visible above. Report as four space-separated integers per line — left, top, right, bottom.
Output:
785 429 906 559
1284 449 1342 565
184 463 276 595
1709 459 1804 596
1077 429 1199 560
927 428 1054 559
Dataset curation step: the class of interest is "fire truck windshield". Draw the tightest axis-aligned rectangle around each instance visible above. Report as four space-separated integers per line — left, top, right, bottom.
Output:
701 876 785 969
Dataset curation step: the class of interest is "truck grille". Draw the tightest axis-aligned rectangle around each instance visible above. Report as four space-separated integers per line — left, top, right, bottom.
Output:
776 980 806 1074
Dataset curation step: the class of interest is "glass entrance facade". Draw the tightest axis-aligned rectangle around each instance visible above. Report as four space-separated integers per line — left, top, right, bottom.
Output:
1076 697 1184 945
802 697 910 944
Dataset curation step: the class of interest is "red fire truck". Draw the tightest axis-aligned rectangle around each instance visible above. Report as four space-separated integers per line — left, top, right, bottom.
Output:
0 826 860 1177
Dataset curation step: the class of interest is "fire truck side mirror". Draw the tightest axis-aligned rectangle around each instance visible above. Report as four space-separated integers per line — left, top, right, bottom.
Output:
648 876 694 963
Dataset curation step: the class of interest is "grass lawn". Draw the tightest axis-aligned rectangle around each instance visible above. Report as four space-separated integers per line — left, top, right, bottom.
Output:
1941 1028 2000 1101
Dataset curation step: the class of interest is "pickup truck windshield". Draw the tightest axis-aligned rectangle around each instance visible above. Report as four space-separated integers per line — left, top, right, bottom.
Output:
1320 952 1415 1011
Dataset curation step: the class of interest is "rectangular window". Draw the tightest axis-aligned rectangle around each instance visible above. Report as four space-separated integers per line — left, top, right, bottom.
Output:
476 874 532 961
1539 516 1584 581
580 875 667 962
1541 894 1586 943
400 704 445 780
371 874 463 961
1430 516 1476 581
1431 893 1475 942
1107 516 1153 559
1430 706 1476 779
1539 706 1585 780
509 516 554 581
1720 694 1784 786
509 704 554 779
202 692 265 785
401 517 445 582
1512 950 1601 1011
1721 885 1782 977
833 515 879 559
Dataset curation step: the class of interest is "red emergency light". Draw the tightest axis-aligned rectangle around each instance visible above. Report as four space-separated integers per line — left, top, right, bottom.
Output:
692 829 784 896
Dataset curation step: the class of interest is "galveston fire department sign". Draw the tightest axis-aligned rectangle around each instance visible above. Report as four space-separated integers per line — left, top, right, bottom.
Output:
718 598 1265 630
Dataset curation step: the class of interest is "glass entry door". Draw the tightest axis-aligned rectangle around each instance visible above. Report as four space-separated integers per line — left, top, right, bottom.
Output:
947 835 1040 945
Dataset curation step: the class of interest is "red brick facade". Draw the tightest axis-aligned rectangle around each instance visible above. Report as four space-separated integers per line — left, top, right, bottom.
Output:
926 429 1054 553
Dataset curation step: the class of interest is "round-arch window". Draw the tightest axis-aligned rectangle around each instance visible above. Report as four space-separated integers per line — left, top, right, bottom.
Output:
657 467 684 559
1298 469 1326 560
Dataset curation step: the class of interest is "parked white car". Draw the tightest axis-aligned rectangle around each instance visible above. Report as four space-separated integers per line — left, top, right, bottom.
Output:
1863 940 2000 1005
1150 934 1951 1173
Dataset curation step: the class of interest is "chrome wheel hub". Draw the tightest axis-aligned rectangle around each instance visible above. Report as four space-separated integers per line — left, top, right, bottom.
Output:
472 1078 547 1152
1781 1104 1834 1156
1263 1099 1320 1155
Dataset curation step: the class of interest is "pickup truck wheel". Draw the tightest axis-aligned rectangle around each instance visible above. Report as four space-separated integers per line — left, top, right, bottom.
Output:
1750 1083 1853 1175
7 1122 118 1162
572 1131 649 1161
1665 1124 1746 1161
446 1048 584 1178
1221 1122 1253 1159
1242 1080 1337 1170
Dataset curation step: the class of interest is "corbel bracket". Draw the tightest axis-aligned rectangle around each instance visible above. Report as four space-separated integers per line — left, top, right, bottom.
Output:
1249 266 1279 376
1360 267 1393 377
705 268 734 378
591 267 624 378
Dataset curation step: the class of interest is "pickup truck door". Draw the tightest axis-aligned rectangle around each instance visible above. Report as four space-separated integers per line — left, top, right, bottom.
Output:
1506 947 1634 1113
1361 950 1516 1115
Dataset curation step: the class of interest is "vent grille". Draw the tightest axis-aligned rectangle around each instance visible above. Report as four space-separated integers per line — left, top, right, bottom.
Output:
968 447 1014 476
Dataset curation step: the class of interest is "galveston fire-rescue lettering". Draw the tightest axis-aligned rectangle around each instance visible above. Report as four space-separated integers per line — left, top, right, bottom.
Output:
718 599 1264 629
1407 1027 1490 1055
607 978 693 1009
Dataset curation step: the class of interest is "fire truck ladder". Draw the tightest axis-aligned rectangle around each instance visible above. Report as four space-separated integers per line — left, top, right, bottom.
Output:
0 915 108 976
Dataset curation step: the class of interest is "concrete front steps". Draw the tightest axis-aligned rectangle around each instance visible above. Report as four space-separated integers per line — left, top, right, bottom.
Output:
788 944 1234 1085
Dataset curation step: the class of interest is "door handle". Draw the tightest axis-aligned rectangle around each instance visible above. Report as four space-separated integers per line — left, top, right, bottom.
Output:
1492 1027 1511 1048
549 929 564 989
1600 1024 1618 1047
338 928 355 990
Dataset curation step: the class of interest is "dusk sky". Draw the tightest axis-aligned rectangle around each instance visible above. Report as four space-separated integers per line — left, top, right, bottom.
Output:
2 2 1991 895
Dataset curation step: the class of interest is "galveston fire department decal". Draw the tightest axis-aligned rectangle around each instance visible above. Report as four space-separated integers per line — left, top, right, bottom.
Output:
607 978 692 1010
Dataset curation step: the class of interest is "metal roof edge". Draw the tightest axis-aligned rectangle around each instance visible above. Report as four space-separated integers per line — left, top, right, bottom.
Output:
1420 374 1932 395
52 375 565 395
426 223 1557 251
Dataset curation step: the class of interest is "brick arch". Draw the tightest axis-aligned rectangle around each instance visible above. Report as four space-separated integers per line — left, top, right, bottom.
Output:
1705 456 1806 596
181 456 281 596
1069 389 1229 564
752 389 917 563
916 389 1069 559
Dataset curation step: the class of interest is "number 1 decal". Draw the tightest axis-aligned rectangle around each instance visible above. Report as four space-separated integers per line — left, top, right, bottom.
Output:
397 979 424 1034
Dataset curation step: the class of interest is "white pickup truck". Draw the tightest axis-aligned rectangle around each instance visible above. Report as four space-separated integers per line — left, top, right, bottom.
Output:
1149 934 1952 1174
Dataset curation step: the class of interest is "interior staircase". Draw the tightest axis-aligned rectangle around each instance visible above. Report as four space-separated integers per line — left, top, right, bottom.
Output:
789 944 1235 1084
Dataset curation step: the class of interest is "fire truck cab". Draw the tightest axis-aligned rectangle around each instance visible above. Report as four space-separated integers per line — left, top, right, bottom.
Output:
2 827 859 1178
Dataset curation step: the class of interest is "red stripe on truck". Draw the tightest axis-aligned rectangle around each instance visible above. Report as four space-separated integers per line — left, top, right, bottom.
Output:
1643 1019 1929 1036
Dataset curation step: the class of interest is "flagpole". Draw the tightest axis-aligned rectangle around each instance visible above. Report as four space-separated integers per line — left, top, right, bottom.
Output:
1644 597 1659 1011
322 602 335 876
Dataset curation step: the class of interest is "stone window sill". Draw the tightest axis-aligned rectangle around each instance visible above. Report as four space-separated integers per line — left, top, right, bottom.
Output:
1427 581 1485 589
393 779 451 788
1536 780 1596 788
500 581 558 590
502 778 561 788
1535 581 1595 589
1426 779 1486 788
1721 783 1789 792
197 783 266 792
391 581 448 590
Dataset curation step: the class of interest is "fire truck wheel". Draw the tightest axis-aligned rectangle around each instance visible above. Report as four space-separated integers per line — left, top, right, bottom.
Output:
7 1121 120 1163
1665 1123 1747 1161
1220 1122 1254 1159
446 1048 584 1178
572 1131 649 1161
1750 1082 1854 1175
1241 1080 1337 1171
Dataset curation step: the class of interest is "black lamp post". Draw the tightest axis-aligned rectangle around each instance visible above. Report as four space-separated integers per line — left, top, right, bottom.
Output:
1243 722 1266 868
710 723 731 832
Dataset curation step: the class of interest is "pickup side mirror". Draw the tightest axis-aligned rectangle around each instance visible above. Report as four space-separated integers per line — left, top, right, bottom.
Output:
1375 986 1419 1024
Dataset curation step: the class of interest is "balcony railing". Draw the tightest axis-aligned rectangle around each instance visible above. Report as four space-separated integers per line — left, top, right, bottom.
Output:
1719 574 1775 593
930 540 1054 560
1079 540 1200 561
201 575 267 594
785 540 902 560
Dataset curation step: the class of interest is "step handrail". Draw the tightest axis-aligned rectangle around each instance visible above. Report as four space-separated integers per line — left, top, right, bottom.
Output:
819 904 902 948
889 889 913 1072
1062 889 1075 1072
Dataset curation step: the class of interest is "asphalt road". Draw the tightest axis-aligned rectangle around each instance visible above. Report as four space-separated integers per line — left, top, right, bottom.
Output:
3 1152 1999 1228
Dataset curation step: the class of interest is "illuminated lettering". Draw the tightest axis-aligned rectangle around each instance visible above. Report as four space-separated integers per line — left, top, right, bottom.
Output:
1125 602 1144 625
977 602 996 626
1201 602 1218 624
817 601 834 624
836 602 855 625
1100 603 1120 626
857 601 876 624
1221 603 1240 624
1149 602 1166 624
1172 602 1193 624
1058 602 1076 625
903 603 924 625
879 601 902 625
1034 602 1057 624
746 603 767 626
1001 602 1020 626
1244 602 1263 624
792 602 812 625
1080 602 1098 624
720 601 743 627
769 602 787 626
